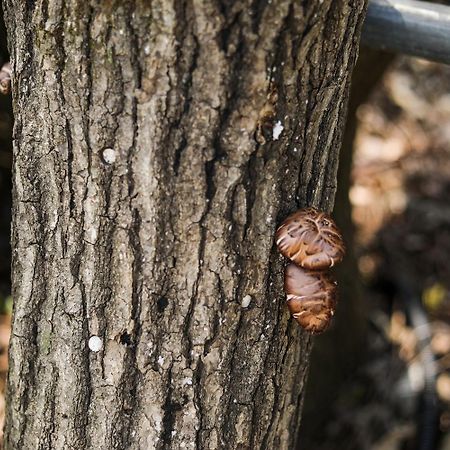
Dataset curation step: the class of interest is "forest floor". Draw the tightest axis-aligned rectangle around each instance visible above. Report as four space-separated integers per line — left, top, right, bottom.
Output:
0 56 449 448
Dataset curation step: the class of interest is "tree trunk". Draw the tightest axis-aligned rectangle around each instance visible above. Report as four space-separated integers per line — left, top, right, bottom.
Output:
3 1 366 449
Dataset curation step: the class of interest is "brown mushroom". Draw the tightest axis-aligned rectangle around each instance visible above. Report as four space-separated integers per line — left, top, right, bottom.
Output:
0 62 11 95
284 263 337 334
275 207 345 270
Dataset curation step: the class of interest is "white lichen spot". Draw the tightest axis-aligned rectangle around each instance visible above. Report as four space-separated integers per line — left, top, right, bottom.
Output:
87 227 98 243
88 335 103 352
102 148 116 164
144 44 151 55
272 121 284 140
157 355 165 366
154 415 162 433
182 377 193 386
241 295 252 308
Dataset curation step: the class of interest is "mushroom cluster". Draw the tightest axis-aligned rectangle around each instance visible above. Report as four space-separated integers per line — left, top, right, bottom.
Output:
275 207 345 334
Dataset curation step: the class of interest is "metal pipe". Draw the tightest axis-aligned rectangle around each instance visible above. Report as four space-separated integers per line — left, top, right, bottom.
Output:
362 0 450 65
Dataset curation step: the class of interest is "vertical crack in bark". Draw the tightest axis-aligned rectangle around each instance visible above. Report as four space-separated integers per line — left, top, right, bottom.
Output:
65 120 76 217
112 5 146 446
249 273 287 447
79 280 93 448
67 6 95 447
190 21 252 446
15 323 37 450
121 208 144 445
159 363 183 449
37 367 58 450
16 209 47 444
53 0 67 105
172 0 198 176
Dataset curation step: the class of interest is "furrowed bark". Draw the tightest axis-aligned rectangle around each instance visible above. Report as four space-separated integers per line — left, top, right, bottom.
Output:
3 1 366 449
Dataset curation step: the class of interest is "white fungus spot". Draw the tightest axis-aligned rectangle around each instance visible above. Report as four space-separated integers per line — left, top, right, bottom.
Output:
102 148 116 164
88 335 103 352
241 294 252 308
272 121 284 140
181 377 193 386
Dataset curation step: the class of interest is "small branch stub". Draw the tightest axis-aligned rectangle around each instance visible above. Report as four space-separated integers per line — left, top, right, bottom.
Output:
275 207 345 334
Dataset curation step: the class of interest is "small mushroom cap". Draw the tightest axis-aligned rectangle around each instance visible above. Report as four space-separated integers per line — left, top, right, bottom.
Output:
276 207 345 270
284 263 337 334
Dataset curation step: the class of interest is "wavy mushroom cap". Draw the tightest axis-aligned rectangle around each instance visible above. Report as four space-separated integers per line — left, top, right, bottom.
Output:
284 263 337 334
276 207 345 270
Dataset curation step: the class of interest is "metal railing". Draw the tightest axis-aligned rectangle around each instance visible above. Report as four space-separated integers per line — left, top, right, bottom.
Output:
362 0 450 64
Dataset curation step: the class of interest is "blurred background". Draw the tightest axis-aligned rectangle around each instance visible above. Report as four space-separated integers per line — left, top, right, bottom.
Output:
0 5 448 450
301 51 450 450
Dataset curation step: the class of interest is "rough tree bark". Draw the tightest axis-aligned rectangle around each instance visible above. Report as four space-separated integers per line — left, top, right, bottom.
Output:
3 1 366 449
